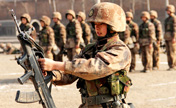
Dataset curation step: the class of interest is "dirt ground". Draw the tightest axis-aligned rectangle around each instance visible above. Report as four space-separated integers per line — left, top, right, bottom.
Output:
0 52 176 108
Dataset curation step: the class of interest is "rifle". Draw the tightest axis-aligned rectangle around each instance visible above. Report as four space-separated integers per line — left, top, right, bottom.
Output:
10 9 56 108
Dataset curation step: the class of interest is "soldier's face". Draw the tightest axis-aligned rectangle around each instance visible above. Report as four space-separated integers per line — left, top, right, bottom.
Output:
126 17 132 21
167 11 171 15
53 18 58 23
150 15 155 20
77 16 82 22
94 22 107 37
40 21 45 27
21 18 27 24
67 14 73 21
141 17 147 22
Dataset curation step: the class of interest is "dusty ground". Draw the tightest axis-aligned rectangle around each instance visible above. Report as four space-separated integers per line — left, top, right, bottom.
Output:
0 52 176 108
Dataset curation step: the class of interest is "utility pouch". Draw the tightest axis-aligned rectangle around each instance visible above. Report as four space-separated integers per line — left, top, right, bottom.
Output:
108 70 132 96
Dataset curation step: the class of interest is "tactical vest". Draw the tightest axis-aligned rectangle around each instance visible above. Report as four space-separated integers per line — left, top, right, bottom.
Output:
77 39 132 98
52 23 61 44
152 19 160 40
139 22 150 39
66 21 76 38
128 21 137 37
39 27 50 46
165 16 174 32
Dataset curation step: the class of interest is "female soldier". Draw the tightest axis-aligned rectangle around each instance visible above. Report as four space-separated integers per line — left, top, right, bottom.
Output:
39 2 132 108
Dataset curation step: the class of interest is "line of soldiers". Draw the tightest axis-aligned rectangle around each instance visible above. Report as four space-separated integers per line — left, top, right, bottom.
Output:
17 10 91 62
0 43 20 54
119 4 176 72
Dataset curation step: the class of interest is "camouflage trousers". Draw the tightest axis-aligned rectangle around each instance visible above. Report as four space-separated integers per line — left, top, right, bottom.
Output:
130 48 136 71
53 53 63 61
42 46 53 60
141 45 153 71
165 40 176 68
153 43 160 69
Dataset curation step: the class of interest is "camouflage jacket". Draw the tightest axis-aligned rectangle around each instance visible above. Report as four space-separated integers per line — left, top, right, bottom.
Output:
53 34 131 85
164 14 176 40
52 21 66 48
151 18 163 41
66 19 82 47
20 23 37 40
127 20 139 42
80 21 91 45
139 20 156 45
39 26 55 52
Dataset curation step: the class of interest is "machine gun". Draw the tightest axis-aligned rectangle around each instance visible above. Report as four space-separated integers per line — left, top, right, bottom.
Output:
10 9 56 108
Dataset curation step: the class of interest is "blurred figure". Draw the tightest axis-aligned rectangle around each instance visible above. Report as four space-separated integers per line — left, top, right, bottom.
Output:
65 10 82 61
39 16 55 59
126 11 139 72
164 5 176 71
139 11 156 72
20 13 36 40
6 43 20 54
76 11 91 46
0 43 6 53
150 10 163 70
52 12 66 61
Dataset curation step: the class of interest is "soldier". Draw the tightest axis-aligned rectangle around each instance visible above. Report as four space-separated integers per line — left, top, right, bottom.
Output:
65 10 82 61
150 10 163 70
5 43 20 54
20 13 36 40
126 11 139 72
0 43 6 53
139 11 156 72
39 16 55 60
39 2 133 108
76 11 91 45
164 5 176 71
52 12 66 61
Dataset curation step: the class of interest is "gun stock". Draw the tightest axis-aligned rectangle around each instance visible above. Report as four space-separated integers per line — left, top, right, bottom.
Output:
10 9 56 108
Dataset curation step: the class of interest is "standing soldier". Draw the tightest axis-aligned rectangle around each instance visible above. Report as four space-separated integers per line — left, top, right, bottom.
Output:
76 11 91 45
39 2 133 108
126 11 139 72
65 10 82 61
150 10 163 70
39 16 55 60
52 12 66 61
20 13 36 40
164 5 176 71
139 11 156 72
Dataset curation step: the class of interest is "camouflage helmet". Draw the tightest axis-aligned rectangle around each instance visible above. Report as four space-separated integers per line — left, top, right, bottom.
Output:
141 11 150 19
66 10 75 18
6 43 12 48
40 16 51 26
87 2 126 32
166 5 175 13
0 43 5 48
76 11 86 21
21 13 31 23
150 10 158 18
52 12 62 20
126 11 133 19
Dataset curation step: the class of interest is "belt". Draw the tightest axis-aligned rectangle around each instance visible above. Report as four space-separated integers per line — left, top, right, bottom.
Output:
82 95 115 106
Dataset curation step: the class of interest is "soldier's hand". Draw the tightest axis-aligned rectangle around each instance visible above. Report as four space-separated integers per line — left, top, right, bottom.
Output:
38 58 55 71
149 43 153 49
172 38 176 43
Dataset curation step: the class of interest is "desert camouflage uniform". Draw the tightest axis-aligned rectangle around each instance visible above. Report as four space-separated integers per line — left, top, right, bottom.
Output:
39 16 55 59
139 11 156 72
0 43 6 53
65 10 82 61
150 10 163 69
77 11 91 45
52 12 66 61
164 5 176 70
20 13 37 40
52 3 132 108
126 12 139 72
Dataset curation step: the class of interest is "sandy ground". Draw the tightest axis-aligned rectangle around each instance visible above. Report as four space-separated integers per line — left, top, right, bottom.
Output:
0 52 176 108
